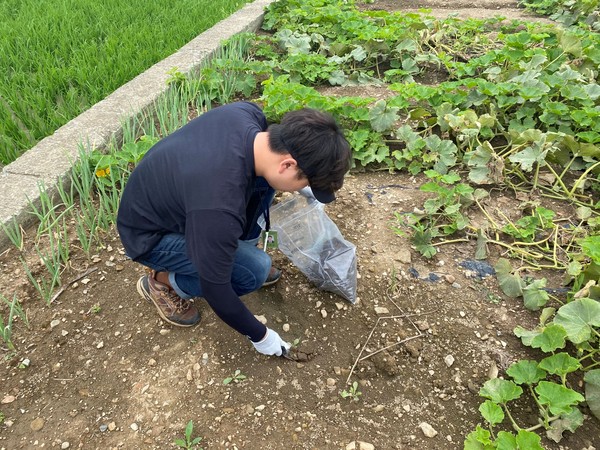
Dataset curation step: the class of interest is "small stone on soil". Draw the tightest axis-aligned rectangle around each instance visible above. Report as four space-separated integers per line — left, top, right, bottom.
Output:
30 417 45 431
444 355 455 367
419 422 438 438
255 315 267 324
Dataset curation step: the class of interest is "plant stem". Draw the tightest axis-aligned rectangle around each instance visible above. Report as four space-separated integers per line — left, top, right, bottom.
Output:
432 238 470 246
502 403 522 432
570 161 600 197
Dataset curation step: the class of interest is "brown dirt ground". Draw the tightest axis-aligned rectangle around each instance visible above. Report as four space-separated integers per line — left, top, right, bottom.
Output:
1 1 599 450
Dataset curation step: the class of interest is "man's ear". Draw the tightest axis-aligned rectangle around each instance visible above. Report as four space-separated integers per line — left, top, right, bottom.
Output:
278 157 298 173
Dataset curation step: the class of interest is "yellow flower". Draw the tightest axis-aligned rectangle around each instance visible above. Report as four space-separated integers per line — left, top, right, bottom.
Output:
95 167 111 178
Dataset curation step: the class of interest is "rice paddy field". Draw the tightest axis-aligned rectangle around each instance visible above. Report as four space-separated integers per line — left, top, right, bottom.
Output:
0 0 250 165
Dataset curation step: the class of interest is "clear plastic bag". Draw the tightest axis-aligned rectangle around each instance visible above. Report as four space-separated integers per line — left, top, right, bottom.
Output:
261 191 357 303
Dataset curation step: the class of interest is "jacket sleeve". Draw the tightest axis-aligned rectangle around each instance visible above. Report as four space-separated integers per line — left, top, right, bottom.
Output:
185 209 267 342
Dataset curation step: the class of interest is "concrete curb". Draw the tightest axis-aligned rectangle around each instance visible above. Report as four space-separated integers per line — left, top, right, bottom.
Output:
0 0 275 251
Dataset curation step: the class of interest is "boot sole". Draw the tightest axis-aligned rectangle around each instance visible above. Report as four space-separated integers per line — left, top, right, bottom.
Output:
136 276 198 328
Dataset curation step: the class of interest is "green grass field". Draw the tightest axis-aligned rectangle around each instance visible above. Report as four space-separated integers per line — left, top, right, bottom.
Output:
0 0 250 165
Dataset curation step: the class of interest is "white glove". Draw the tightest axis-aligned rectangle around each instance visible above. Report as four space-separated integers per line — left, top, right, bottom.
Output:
252 328 291 356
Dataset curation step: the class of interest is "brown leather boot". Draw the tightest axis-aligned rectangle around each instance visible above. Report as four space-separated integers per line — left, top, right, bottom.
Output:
136 270 200 327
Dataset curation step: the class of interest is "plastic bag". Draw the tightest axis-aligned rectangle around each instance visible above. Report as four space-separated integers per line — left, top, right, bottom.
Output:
261 191 357 303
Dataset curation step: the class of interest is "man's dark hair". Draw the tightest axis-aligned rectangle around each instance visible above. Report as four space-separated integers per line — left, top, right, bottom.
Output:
268 108 352 202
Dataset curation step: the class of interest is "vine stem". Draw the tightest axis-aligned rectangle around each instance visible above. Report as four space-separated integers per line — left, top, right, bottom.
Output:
432 238 470 246
502 404 522 432
545 164 572 198
524 415 560 433
528 385 551 428
583 361 600 371
475 200 501 230
569 160 600 197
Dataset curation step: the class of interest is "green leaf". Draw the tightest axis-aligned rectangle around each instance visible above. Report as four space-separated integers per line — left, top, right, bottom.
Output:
479 400 505 426
495 259 524 298
185 420 194 439
464 425 493 449
514 325 541 347
475 229 488 260
349 46 367 62
535 381 584 415
554 298 600 344
506 360 546 385
508 145 548 172
546 408 584 443
522 278 549 311
480 378 523 404
413 229 437 258
558 31 582 57
538 353 580 378
495 431 517 450
515 429 544 450
584 369 600 420
369 100 400 132
328 70 347 85
530 324 567 353
539 307 556 325
580 236 600 264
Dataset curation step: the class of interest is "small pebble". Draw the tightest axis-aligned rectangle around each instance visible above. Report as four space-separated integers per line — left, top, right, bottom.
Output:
255 315 267 324
61 442 70 449
50 319 60 329
108 422 117 431
282 323 290 332
321 309 328 318
99 424 108 432
130 423 139 431
419 422 438 438
444 355 455 367
30 417 45 431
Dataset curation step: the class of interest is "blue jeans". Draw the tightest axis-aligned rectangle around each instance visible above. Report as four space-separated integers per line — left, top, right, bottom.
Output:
136 178 275 299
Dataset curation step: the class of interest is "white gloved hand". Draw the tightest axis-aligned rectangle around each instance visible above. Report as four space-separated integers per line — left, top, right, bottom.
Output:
252 328 291 356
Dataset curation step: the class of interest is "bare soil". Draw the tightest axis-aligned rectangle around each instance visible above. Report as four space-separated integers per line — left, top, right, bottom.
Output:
1 1 598 450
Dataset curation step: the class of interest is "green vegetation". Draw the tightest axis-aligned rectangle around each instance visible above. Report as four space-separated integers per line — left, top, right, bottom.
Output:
222 369 247 385
0 0 249 164
0 294 28 351
340 381 362 402
520 0 600 29
174 420 205 450
1 0 599 447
